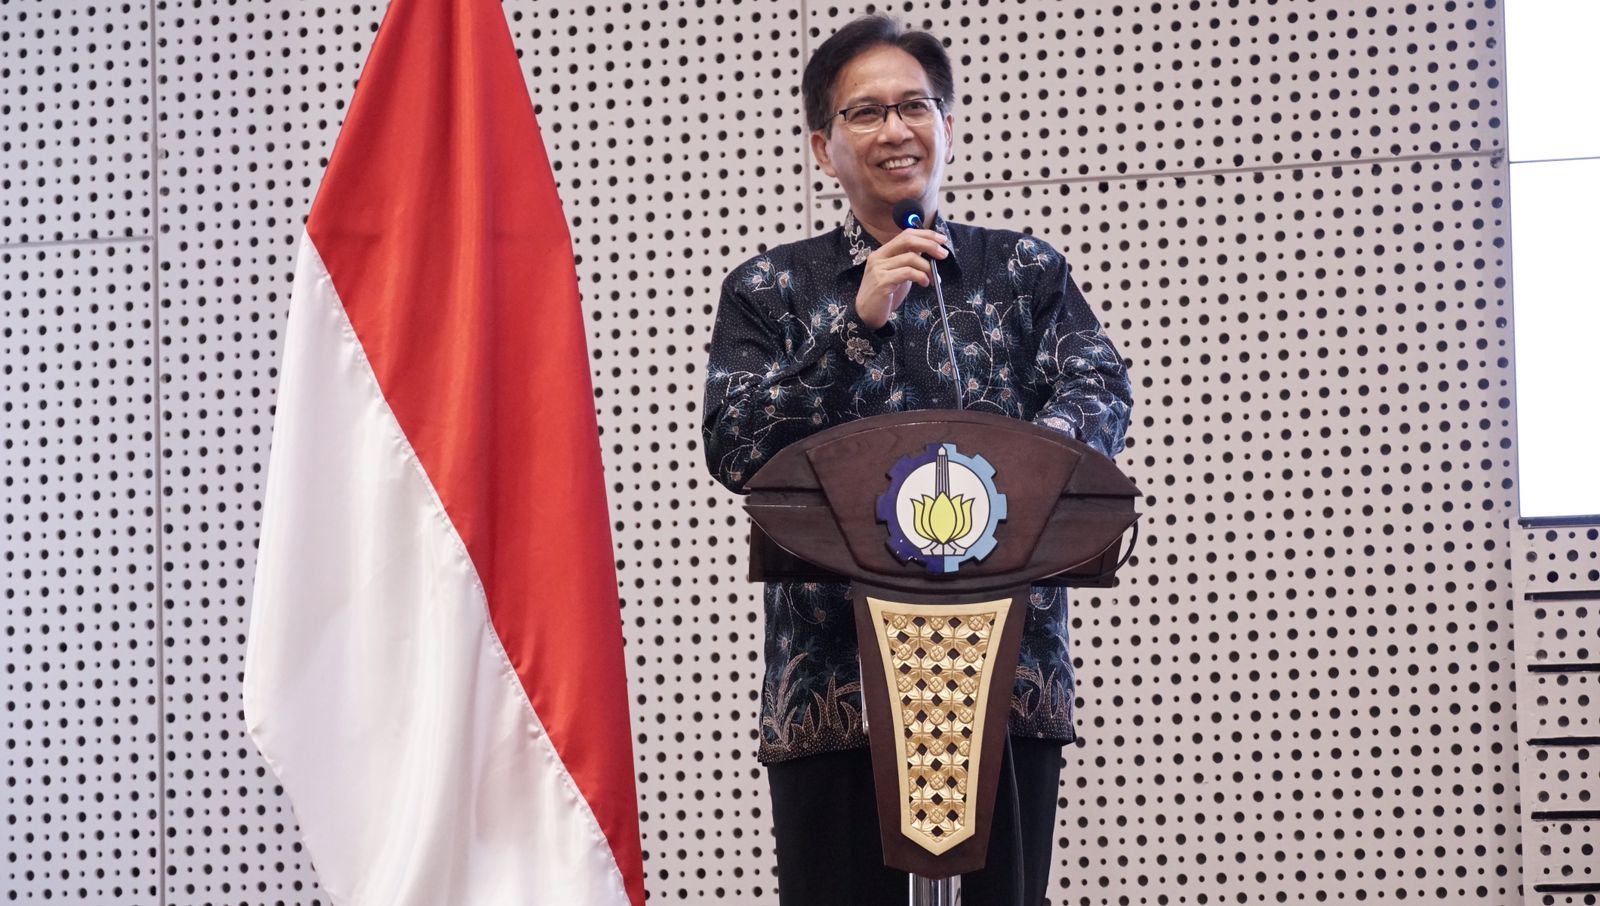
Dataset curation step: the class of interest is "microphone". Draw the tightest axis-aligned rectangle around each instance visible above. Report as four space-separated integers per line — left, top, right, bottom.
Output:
892 198 926 231
892 200 964 409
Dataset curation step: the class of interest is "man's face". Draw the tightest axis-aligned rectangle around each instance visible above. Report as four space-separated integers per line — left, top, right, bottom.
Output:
811 45 954 228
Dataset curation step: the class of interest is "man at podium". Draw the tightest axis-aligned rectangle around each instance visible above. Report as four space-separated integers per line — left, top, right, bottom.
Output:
702 14 1134 905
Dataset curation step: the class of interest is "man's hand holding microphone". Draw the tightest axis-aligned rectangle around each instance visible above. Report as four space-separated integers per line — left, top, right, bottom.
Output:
854 227 949 330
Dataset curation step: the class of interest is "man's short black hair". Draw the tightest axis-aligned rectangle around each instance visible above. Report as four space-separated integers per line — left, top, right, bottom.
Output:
802 15 955 134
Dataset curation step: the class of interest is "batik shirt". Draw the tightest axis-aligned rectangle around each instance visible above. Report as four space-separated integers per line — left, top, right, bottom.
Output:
702 212 1133 764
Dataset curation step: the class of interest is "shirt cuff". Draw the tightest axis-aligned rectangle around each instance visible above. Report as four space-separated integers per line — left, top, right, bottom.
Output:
832 304 894 366
1034 414 1078 440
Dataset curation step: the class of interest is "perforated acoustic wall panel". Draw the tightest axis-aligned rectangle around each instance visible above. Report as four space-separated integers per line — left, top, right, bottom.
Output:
810 1 1503 184
2 241 161 900
2 0 1567 904
517 4 807 900
0 0 152 245
152 3 370 901
815 150 1523 902
1514 526 1600 901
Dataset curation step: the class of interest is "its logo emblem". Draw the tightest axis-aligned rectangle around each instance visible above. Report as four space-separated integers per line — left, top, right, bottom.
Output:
876 443 1007 574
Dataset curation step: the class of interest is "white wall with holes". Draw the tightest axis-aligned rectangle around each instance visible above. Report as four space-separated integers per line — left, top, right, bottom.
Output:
5 0 1553 904
1514 526 1600 898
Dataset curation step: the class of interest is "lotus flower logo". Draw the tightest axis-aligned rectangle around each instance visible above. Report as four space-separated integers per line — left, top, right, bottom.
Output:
877 443 1007 574
910 448 975 556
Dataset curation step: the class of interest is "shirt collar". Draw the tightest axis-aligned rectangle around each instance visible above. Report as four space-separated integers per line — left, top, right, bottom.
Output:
838 210 960 273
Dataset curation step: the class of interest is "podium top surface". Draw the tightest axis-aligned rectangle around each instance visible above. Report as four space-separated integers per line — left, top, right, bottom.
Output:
742 410 1139 594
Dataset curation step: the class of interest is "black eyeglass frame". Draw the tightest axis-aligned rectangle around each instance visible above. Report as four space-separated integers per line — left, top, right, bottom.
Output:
830 96 946 132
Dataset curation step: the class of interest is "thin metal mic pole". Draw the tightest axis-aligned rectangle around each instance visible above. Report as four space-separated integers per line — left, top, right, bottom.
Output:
900 205 966 410
928 262 964 410
897 198 966 905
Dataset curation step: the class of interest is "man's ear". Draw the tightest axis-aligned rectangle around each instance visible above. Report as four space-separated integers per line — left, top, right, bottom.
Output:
810 130 838 178
943 112 956 164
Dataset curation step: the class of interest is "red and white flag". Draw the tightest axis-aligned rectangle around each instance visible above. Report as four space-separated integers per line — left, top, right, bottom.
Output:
242 0 644 903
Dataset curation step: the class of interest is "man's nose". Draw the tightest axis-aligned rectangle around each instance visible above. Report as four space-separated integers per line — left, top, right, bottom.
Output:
878 109 914 142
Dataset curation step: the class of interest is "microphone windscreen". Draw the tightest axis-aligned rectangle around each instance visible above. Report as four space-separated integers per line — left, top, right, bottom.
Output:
891 198 924 231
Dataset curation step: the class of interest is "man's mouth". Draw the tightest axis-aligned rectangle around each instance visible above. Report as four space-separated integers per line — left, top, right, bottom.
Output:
879 156 919 171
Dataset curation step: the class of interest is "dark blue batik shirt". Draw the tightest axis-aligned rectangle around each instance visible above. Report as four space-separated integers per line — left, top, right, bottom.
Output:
702 212 1133 764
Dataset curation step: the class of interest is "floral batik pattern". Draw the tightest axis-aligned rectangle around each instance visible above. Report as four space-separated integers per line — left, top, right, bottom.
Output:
703 212 1133 764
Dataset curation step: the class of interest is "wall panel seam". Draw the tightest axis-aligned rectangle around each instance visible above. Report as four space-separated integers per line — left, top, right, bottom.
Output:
149 0 168 898
0 236 155 251
801 0 812 240
816 147 1505 200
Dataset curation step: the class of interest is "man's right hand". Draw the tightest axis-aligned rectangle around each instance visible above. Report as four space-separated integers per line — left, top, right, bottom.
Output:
855 229 950 329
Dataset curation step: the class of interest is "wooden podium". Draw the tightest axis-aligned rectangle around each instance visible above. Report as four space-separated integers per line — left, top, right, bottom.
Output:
742 410 1140 898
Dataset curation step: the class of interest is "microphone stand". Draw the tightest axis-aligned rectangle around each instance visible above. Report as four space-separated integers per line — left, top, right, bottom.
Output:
900 205 964 411
902 208 965 906
928 260 964 410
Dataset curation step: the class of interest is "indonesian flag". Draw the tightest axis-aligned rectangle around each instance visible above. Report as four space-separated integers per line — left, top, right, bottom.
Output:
242 0 645 903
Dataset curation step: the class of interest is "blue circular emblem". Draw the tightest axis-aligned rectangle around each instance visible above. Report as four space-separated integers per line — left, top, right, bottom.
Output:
874 443 1007 574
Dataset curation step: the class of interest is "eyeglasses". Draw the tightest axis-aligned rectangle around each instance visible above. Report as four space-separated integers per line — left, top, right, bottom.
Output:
832 97 944 134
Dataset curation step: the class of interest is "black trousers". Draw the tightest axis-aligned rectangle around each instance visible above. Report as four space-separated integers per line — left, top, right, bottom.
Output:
767 737 1064 906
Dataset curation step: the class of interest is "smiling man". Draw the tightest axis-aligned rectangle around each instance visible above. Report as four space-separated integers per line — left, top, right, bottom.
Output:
701 15 1135 905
